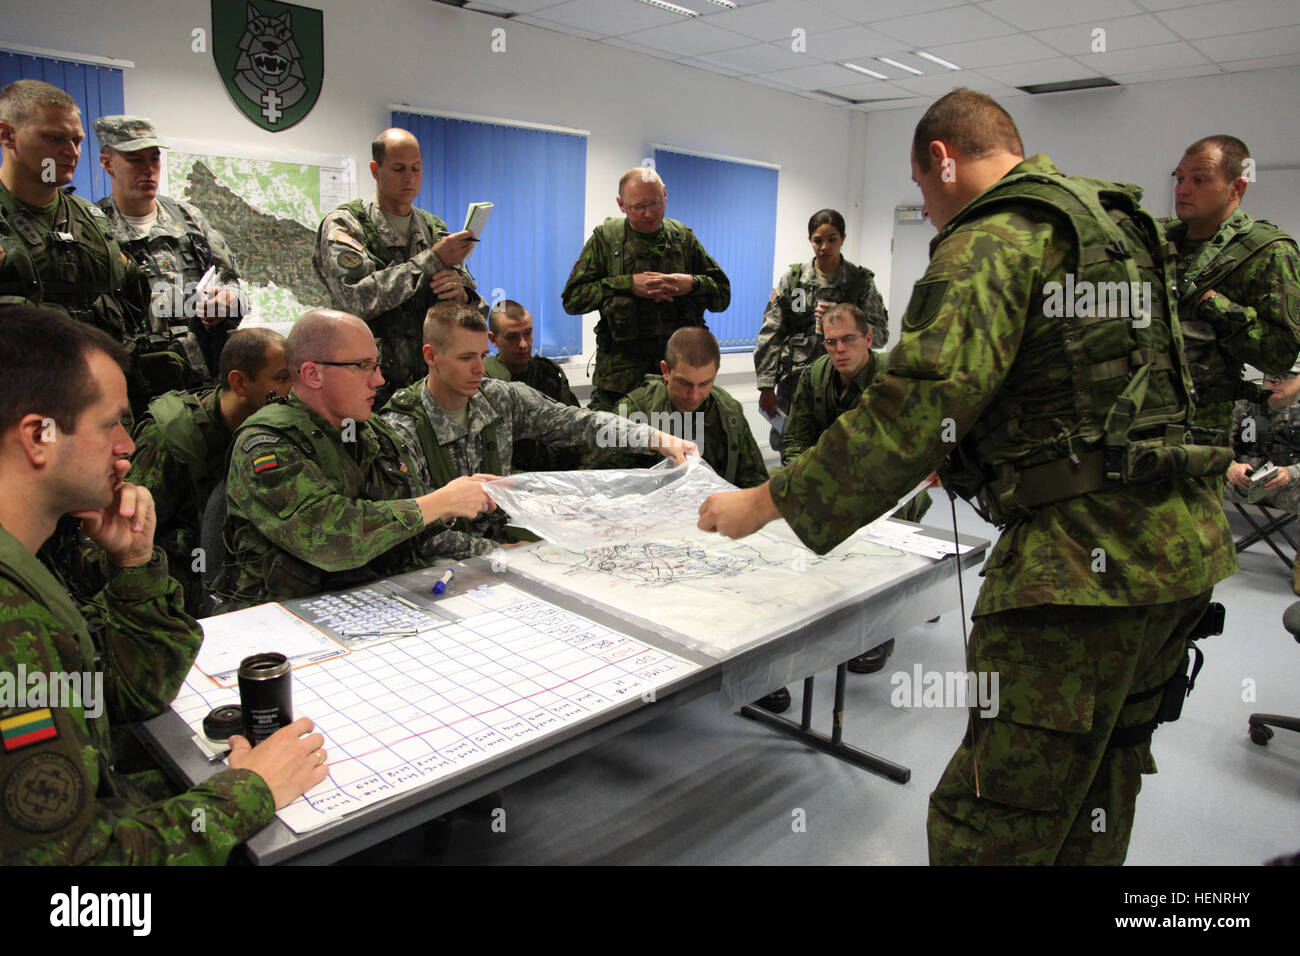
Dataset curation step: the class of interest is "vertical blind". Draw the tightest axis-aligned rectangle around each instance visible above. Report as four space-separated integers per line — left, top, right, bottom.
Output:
652 147 778 351
0 50 125 202
395 111 587 357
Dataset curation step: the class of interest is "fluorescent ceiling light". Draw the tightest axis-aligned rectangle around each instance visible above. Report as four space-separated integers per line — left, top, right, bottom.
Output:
839 61 888 80
637 0 699 16
877 56 923 76
915 50 961 71
703 0 737 7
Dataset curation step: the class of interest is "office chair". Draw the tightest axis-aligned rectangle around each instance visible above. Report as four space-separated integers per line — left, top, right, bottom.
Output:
1247 599 1300 746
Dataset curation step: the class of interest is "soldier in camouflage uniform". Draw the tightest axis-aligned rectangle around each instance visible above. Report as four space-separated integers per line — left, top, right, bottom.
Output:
588 327 767 490
700 90 1237 865
0 308 326 864
314 128 484 407
1225 365 1300 592
756 208 888 445
562 167 730 411
486 299 582 473
127 328 290 616
381 303 692 559
219 310 494 609
1162 135 1300 450
0 81 152 416
95 115 246 388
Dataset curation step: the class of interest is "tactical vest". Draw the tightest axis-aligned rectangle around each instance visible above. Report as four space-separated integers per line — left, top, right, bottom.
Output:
219 400 418 604
597 217 706 350
809 350 889 430
625 376 745 485
485 354 568 400
936 171 1230 527
341 198 439 339
385 381 503 536
144 390 224 580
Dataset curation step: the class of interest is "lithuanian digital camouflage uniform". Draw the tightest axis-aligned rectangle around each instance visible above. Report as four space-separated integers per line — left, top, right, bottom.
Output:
382 377 656 557
98 194 244 386
218 393 428 609
783 351 929 524
561 217 729 410
313 198 486 405
766 155 1237 865
126 387 233 615
755 257 888 418
484 353 582 472
1162 210 1300 448
588 374 767 490
0 529 273 864
0 182 152 414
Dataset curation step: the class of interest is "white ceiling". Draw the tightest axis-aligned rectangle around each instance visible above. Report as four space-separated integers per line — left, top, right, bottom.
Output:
444 0 1300 111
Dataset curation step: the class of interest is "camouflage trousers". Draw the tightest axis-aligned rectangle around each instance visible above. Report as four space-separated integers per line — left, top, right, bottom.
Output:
590 348 665 412
1223 476 1300 515
927 592 1211 865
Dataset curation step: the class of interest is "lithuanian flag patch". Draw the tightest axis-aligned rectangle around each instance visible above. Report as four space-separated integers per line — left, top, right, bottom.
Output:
1 709 58 751
252 452 279 474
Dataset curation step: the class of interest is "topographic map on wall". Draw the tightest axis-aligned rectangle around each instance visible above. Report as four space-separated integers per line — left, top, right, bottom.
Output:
160 140 355 323
486 461 939 657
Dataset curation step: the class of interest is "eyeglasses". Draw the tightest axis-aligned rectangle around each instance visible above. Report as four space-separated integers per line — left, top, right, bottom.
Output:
313 359 381 374
625 199 664 214
824 333 864 349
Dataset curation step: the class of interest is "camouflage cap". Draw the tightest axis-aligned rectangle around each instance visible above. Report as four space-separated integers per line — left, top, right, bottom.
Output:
93 115 167 152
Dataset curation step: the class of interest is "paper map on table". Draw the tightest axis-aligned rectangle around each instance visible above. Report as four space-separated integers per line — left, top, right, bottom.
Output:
173 584 698 832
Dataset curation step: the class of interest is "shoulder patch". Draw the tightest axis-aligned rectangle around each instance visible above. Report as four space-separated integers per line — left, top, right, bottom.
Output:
85 203 106 219
902 280 950 333
336 249 364 270
330 232 366 255
252 452 279 473
4 751 84 832
1 709 58 752
239 432 280 454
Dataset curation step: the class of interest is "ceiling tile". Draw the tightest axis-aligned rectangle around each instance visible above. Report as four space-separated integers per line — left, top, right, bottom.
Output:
1075 40 1211 72
1218 52 1300 71
1033 14 1179 54
924 33 1061 68
519 0 683 37
1192 25 1300 60
872 5 1020 47
690 41 811 73
808 0 964 23
1156 0 1300 40
704 0 856 43
617 19 755 57
978 58 1103 85
800 24 901 60
886 69 1010 96
756 61 876 89
512 14 605 40
1107 63 1226 84
674 55 748 76
977 0 1145 32
463 0 567 14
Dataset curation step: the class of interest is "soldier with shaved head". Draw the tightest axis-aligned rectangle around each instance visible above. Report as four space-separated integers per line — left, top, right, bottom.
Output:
218 309 495 608
313 128 485 407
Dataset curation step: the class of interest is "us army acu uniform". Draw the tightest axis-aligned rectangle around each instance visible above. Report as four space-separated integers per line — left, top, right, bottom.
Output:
1226 386 1300 592
783 351 929 524
767 155 1237 865
126 387 233 616
219 393 427 609
0 181 152 413
0 530 274 864
314 199 486 405
484 353 582 472
382 377 656 557
590 374 767 489
561 217 730 410
1162 210 1300 447
755 258 888 420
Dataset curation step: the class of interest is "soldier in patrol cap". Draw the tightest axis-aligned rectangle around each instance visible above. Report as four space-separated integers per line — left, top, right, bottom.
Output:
562 167 730 411
0 306 326 865
95 114 246 390
127 327 290 616
700 89 1237 865
1163 134 1300 453
0 80 151 414
486 299 582 473
314 128 484 408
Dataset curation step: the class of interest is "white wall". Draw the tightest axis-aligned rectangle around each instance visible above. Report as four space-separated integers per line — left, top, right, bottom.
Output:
856 67 1300 344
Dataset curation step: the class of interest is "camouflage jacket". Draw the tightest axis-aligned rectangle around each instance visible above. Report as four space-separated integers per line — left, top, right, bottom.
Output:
313 197 486 398
484 353 581 472
1162 210 1300 444
381 377 654 557
126 387 232 616
754 257 889 393
219 393 427 609
0 182 153 414
590 375 767 489
97 194 243 384
0 529 273 864
769 155 1237 616
561 217 730 396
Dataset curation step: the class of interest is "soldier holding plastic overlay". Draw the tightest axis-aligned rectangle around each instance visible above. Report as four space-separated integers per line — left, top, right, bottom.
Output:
0 307 326 865
699 89 1237 865
314 128 484 407
562 166 730 411
1162 135 1300 452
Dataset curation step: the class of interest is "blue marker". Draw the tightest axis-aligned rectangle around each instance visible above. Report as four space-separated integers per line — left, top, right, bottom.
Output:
433 569 455 595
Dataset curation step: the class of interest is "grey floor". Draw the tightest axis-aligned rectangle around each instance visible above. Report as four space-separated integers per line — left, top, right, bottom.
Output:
353 498 1300 866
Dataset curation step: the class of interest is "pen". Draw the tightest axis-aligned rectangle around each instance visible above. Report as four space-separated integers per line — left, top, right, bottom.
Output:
433 569 455 595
